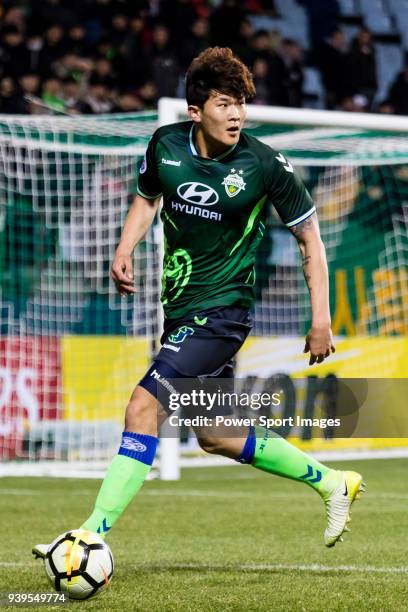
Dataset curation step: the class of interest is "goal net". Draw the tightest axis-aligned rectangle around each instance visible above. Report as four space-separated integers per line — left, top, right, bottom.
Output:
0 112 159 477
1 103 407 478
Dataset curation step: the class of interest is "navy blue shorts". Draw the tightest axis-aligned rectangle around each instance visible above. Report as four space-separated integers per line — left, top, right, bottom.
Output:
139 306 252 404
158 306 252 376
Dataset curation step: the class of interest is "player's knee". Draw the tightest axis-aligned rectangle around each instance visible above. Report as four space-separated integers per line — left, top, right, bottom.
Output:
197 435 224 455
124 386 157 434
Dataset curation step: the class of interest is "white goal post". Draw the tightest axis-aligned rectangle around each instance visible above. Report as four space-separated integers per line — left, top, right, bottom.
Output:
159 97 408 133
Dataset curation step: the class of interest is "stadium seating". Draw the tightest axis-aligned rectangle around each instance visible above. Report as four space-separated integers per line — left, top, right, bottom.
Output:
387 0 408 20
389 3 408 48
274 0 301 18
337 0 358 17
247 13 309 49
360 0 396 34
374 43 405 103
302 67 325 108
222 0 407 108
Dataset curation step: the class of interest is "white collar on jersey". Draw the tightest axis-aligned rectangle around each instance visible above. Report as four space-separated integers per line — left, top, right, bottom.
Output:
189 125 237 161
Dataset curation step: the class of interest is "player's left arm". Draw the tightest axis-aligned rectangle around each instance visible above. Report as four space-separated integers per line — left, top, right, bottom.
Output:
289 212 335 365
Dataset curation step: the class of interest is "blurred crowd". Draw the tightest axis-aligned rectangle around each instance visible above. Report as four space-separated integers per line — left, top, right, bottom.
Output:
0 0 407 116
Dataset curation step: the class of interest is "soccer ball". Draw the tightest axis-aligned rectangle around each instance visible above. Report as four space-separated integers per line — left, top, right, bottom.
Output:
44 529 114 600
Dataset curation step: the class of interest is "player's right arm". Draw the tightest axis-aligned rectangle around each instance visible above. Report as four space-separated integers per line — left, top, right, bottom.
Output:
111 194 161 295
112 129 163 295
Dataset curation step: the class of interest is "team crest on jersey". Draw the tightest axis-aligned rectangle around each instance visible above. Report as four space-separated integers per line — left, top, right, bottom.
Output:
222 168 246 198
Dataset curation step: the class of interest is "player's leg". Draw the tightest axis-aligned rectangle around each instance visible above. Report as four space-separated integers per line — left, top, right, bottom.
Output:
79 361 179 537
77 308 239 538
195 425 364 547
193 359 339 491
79 386 158 536
158 306 365 547
32 361 179 558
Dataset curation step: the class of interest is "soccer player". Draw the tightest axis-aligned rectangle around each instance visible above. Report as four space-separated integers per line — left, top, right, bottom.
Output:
34 47 364 559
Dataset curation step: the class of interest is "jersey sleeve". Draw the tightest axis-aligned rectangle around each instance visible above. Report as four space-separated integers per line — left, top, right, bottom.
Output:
263 151 315 227
136 132 163 200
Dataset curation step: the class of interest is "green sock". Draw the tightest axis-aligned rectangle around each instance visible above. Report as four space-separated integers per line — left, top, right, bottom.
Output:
252 427 337 493
81 432 157 536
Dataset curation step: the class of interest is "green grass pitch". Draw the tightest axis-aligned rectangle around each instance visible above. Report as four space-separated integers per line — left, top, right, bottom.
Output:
0 459 407 611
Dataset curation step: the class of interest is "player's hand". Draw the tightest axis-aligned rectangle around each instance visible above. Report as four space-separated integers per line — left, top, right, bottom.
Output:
110 253 136 296
304 325 335 365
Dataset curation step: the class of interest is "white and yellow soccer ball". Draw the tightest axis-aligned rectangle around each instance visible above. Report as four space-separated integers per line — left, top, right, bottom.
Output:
44 529 114 600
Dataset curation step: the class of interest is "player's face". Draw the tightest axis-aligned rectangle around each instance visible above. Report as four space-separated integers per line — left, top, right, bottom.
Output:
189 92 246 156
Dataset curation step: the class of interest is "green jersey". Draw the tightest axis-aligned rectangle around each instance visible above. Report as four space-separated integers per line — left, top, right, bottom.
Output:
137 121 314 320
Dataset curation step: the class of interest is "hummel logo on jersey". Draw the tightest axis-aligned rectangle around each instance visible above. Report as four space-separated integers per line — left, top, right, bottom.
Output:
222 168 246 197
162 158 181 166
275 153 294 173
121 437 147 452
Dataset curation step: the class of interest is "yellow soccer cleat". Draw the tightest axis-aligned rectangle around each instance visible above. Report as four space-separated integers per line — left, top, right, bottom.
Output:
321 470 366 548
32 544 49 560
